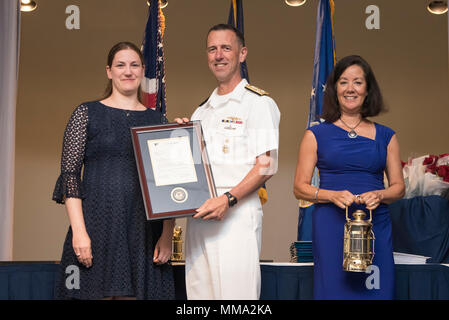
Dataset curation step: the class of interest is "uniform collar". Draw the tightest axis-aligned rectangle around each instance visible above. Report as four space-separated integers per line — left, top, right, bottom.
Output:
207 79 248 109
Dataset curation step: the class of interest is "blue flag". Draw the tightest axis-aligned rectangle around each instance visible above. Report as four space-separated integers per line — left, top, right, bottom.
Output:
308 0 336 127
298 0 336 242
227 0 250 82
141 0 167 116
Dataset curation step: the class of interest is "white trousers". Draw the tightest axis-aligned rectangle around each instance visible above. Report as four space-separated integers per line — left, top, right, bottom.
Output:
185 190 263 300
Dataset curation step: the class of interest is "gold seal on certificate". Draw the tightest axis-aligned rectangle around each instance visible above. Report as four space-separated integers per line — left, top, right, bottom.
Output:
171 187 188 203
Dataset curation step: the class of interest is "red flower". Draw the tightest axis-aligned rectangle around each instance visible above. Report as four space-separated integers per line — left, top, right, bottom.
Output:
423 155 438 165
439 153 449 158
437 165 449 182
401 161 407 168
426 163 438 174
443 173 449 183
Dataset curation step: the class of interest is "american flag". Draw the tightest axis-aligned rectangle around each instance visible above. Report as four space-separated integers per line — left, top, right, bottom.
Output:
141 0 166 116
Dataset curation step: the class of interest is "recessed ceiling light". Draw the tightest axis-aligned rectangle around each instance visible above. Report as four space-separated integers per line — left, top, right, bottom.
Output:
147 0 168 9
427 1 448 15
20 0 37 12
285 0 306 7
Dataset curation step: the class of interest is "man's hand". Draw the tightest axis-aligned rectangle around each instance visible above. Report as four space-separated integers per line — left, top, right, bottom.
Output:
174 117 190 124
193 194 229 221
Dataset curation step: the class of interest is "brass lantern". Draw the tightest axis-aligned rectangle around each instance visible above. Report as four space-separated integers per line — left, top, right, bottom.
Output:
343 208 375 272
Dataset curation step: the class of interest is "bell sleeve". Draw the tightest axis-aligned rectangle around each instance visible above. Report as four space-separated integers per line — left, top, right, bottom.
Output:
52 104 88 204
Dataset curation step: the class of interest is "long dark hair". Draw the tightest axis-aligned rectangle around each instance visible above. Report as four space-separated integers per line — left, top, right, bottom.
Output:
321 55 387 122
100 41 145 102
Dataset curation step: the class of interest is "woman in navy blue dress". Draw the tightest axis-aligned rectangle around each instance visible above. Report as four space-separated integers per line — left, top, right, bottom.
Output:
52 42 175 299
294 55 405 299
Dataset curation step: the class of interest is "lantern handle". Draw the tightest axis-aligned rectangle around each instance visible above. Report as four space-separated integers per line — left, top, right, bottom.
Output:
345 205 373 223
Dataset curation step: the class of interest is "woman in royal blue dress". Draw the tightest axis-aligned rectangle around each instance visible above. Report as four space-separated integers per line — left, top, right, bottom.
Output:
293 55 405 299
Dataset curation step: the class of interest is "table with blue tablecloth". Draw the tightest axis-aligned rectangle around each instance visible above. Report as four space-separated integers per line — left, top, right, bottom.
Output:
260 262 449 300
0 262 59 300
1 262 449 300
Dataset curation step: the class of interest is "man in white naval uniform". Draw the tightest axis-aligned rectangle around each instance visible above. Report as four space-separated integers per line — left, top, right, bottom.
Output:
177 24 280 300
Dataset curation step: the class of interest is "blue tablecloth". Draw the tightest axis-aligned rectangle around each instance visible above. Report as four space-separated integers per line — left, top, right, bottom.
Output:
389 196 449 263
261 264 314 299
394 264 449 300
0 262 58 300
0 262 187 300
2 262 449 300
260 263 449 300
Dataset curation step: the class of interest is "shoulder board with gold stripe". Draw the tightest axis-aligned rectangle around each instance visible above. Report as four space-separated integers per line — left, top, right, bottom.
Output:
245 84 269 96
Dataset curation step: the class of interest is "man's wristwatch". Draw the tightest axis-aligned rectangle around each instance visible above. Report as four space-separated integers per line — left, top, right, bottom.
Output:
224 192 238 208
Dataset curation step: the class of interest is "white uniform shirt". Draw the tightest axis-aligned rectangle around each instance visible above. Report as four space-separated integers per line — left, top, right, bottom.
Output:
191 79 280 189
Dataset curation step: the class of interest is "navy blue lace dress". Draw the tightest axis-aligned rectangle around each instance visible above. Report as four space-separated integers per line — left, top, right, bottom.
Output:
52 101 175 300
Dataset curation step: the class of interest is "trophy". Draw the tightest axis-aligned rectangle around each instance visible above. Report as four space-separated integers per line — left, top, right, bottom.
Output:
171 226 184 265
343 207 375 272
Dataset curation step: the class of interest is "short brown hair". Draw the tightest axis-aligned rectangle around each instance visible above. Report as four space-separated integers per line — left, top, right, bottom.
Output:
207 23 245 47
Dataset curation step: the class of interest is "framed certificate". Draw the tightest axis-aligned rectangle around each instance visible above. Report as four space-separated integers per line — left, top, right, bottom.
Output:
131 121 217 220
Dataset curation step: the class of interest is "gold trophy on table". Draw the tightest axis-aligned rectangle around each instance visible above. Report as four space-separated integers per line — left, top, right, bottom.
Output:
171 226 184 265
